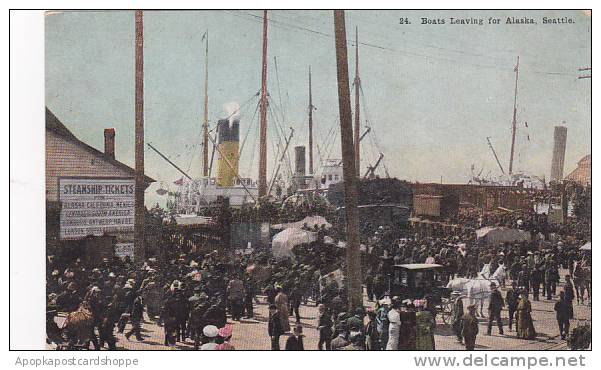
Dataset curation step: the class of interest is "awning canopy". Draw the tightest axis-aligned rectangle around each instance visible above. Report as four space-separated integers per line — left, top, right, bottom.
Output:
272 215 331 231
580 242 591 251
476 226 531 245
271 228 317 260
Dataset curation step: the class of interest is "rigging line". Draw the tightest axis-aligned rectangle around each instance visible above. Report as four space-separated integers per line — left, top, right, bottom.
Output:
267 94 290 141
245 111 259 179
267 112 294 182
228 10 575 77
274 10 538 65
226 90 261 122
359 85 390 177
267 100 286 153
273 56 286 123
321 116 341 165
239 99 261 155
267 96 293 174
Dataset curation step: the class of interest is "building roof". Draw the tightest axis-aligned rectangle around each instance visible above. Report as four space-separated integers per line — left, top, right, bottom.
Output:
46 107 155 184
565 154 591 186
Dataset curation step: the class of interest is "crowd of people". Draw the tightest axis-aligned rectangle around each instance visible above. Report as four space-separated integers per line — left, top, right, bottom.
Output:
46 187 591 351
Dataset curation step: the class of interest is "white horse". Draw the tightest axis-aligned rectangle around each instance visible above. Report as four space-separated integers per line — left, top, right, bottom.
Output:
447 264 507 317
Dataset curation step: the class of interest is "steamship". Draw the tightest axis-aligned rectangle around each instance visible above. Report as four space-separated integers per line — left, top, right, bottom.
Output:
168 116 259 214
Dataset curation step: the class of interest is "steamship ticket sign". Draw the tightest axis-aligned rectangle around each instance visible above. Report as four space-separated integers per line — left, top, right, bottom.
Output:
59 178 135 240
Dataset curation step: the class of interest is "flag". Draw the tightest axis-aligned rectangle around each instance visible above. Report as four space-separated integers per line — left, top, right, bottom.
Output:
527 135 530 141
201 31 207 42
514 62 519 72
524 121 528 128
174 177 184 186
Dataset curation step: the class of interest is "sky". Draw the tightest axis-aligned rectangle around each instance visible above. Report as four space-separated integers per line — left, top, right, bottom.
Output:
45 10 591 207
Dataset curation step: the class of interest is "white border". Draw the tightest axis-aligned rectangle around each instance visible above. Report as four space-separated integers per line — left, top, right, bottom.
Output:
5 2 597 368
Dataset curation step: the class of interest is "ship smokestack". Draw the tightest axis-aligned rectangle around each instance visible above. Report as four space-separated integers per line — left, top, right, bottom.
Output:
550 124 568 182
216 117 240 187
295 146 306 176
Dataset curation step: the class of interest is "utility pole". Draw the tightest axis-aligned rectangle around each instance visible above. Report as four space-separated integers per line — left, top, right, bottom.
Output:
334 10 362 311
308 67 314 175
508 56 519 175
134 10 145 263
354 26 361 177
258 10 269 197
202 30 209 177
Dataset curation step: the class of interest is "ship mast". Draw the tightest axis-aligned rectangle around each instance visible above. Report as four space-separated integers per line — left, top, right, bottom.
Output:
508 56 519 175
202 30 209 177
308 66 314 174
353 26 361 177
258 10 269 197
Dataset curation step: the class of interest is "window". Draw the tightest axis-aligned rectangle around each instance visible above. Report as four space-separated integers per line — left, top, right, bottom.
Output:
328 175 333 181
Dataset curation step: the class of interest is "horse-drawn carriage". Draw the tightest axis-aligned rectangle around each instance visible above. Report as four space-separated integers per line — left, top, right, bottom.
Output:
389 263 453 324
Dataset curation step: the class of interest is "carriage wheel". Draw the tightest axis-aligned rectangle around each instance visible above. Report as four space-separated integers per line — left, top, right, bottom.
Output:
440 301 453 325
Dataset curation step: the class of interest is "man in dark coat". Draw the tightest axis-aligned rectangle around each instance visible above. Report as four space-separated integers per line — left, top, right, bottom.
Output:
517 265 531 298
288 282 302 323
124 294 144 341
563 275 575 324
316 304 333 350
451 292 464 343
506 282 519 331
268 304 284 350
462 304 479 350
487 282 504 335
285 325 304 350
530 267 542 301
554 290 572 340
545 261 559 300
364 310 381 350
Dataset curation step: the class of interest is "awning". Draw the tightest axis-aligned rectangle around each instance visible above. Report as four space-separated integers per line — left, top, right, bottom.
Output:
271 228 317 260
272 215 331 231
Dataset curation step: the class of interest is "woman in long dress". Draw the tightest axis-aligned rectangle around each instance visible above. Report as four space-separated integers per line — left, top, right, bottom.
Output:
415 302 435 350
399 303 417 350
386 303 401 350
274 286 291 333
516 292 536 340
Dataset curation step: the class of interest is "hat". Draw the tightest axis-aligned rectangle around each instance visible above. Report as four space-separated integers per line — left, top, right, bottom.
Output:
218 324 233 338
490 282 497 288
203 325 219 338
378 297 391 306
451 291 461 296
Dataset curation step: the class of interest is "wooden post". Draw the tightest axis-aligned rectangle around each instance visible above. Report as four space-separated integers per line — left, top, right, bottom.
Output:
134 10 145 263
334 10 363 311
258 10 269 197
508 56 519 175
354 26 361 177
203 30 209 177
308 67 314 175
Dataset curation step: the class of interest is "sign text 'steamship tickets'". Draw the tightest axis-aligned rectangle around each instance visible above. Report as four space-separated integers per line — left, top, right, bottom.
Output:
59 178 135 240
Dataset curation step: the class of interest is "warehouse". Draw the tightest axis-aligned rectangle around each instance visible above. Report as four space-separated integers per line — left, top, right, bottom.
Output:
45 108 154 263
